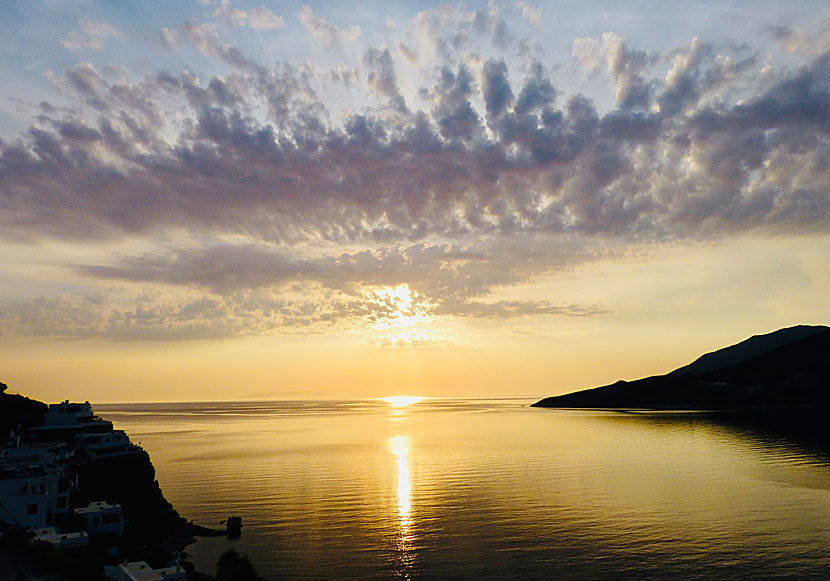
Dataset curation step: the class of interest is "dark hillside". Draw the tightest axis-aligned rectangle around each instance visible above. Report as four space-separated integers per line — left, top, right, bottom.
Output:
671 325 827 376
533 325 830 410
0 382 47 441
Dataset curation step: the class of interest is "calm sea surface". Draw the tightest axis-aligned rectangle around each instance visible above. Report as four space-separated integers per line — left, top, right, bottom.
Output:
96 399 830 580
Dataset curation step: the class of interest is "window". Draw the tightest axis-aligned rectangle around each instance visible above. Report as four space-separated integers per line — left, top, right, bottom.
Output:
57 497 67 508
27 504 38 515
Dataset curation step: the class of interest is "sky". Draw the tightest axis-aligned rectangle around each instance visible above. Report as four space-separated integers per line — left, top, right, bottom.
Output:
0 1 828 403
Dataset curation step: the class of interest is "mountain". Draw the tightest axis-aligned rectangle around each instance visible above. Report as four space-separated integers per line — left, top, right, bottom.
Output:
670 325 827 376
532 325 830 410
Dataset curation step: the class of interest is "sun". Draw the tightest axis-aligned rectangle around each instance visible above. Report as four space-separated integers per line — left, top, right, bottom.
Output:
380 396 423 407
369 284 431 330
365 283 438 346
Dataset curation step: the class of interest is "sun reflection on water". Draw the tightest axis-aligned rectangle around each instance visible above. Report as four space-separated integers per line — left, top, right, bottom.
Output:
381 396 423 407
388 435 414 576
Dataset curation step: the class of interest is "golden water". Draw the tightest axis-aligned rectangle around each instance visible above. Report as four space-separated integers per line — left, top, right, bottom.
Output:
99 399 830 579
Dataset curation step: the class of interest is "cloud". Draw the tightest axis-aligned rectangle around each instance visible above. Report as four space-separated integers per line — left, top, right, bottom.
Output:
2 42 828 249
160 20 263 71
363 47 407 112
481 59 514 119
60 19 121 51
515 2 542 25
0 291 314 341
213 0 286 30
513 60 556 114
1 19 829 342
161 21 220 52
397 41 419 64
406 3 515 62
435 299 607 319
73 238 596 301
0 235 608 341
368 332 444 348
3 8 830 344
768 24 830 56
247 6 286 30
429 64 482 141
298 6 361 45
573 33 652 110
329 64 360 85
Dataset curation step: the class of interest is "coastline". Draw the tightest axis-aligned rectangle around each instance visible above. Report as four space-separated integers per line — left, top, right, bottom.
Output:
0 385 239 580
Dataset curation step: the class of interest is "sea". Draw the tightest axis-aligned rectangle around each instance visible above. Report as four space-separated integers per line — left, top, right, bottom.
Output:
96 398 830 580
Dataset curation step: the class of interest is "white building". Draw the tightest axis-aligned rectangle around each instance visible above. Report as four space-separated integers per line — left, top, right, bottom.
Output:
29 400 114 441
33 526 89 549
105 561 187 581
76 500 125 536
0 441 71 463
42 401 96 426
75 430 141 460
0 443 72 515
0 466 50 529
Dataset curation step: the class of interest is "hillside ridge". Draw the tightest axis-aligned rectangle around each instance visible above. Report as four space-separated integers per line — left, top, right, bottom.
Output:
532 325 830 410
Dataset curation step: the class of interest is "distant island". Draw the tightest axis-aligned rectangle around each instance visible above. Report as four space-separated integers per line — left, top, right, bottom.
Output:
532 325 830 410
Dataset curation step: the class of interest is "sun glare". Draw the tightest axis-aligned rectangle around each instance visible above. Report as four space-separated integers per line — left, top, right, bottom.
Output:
366 283 438 347
381 396 423 407
369 284 432 330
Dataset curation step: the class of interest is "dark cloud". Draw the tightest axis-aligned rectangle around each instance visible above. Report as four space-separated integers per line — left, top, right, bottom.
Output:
2 38 827 249
481 59 514 120
74 239 598 304
65 62 110 108
514 61 556 115
364 47 407 112
692 52 830 135
604 36 652 110
430 64 482 141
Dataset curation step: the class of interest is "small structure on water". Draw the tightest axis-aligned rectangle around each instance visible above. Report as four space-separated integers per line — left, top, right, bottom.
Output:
226 515 242 539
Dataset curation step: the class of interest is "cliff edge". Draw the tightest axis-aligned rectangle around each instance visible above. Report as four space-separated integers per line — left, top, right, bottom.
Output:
0 387 208 579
